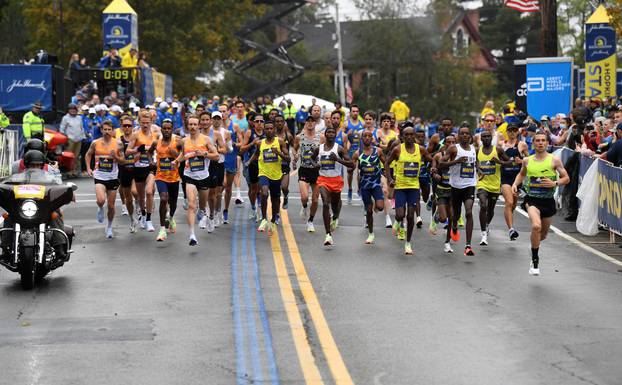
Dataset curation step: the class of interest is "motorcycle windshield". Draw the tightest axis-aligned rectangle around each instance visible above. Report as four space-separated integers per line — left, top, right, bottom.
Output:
2 169 63 185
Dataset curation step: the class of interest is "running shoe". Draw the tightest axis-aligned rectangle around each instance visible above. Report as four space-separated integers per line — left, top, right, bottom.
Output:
146 220 155 232
169 218 177 233
464 245 475 256
105 226 113 239
330 218 339 232
183 199 189 210
529 261 540 276
365 233 375 244
129 216 138 233
444 242 454 253
300 206 308 219
157 227 167 241
248 208 257 221
275 214 281 225
207 218 215 233
479 232 488 246
324 233 333 246
223 210 229 224
450 227 460 242
307 221 315 233
267 222 276 236
121 205 129 216
397 226 406 241
428 220 438 235
140 214 147 229
235 197 244 205
214 212 221 228
425 199 433 211
385 214 392 229
282 196 289 209
199 214 207 229
258 219 269 232
97 207 104 223
458 215 465 228
509 228 519 241
392 221 400 236
189 234 198 246
404 242 413 255
442 219 449 230
347 189 353 205
416 216 423 229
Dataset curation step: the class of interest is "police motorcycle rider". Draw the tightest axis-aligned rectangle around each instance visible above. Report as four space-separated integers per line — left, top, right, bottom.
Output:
0 150 76 288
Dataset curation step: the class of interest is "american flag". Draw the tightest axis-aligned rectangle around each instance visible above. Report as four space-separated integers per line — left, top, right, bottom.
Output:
506 0 539 12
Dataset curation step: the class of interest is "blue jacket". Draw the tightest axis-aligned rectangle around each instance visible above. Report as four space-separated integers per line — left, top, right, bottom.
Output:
156 110 172 127
83 115 102 140
171 110 183 133
295 110 308 123
105 113 120 129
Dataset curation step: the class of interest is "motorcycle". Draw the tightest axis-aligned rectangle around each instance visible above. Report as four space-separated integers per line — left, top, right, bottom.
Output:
0 169 76 290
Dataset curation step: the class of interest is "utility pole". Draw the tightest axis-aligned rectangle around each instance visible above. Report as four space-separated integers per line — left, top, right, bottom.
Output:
59 0 65 63
540 0 558 57
335 3 346 106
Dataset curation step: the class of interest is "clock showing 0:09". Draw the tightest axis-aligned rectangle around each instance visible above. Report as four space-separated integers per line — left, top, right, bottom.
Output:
103 69 131 80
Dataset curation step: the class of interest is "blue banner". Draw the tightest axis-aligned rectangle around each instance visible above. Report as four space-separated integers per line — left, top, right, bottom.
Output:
575 68 622 99
141 68 173 105
526 58 573 119
102 13 138 54
579 155 595 184
597 160 622 235
0 65 52 112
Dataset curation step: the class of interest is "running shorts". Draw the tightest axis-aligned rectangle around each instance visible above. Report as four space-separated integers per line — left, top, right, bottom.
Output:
317 175 343 193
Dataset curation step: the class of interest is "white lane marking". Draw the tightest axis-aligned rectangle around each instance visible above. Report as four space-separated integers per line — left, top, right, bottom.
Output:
515 207 622 268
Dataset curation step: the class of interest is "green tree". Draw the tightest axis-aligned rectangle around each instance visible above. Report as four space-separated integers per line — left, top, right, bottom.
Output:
557 0 592 66
0 0 28 63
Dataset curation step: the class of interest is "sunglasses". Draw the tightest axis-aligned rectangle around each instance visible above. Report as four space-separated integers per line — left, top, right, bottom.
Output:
122 124 133 128
254 119 264 123
484 119 495 123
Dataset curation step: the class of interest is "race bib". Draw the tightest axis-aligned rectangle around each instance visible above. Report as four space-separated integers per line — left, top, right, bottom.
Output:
460 162 475 178
139 153 150 165
99 157 113 172
320 155 336 170
302 149 313 162
403 162 419 178
529 176 553 195
441 173 450 184
263 148 278 163
125 154 135 168
159 157 173 171
479 160 496 175
361 165 376 175
189 156 206 172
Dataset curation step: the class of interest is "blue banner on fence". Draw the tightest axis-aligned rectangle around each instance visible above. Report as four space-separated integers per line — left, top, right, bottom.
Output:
0 65 52 112
526 58 573 119
597 160 622 234
141 68 173 106
579 155 595 184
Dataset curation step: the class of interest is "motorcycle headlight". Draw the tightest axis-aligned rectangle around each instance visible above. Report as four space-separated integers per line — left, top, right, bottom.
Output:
20 200 38 218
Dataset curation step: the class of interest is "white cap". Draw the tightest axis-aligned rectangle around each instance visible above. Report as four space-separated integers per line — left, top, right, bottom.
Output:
148 104 156 110
172 102 179 109
595 116 606 124
211 111 223 118
556 113 567 119
133 106 140 112
129 102 137 109
155 97 163 103
81 105 89 111
88 108 96 114
159 101 169 109
101 104 110 112
111 105 123 113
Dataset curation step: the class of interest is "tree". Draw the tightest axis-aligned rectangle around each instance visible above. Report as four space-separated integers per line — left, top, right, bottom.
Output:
0 0 28 63
21 0 257 96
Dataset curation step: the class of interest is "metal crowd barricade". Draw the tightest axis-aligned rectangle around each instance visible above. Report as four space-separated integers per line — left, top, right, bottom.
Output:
0 127 19 178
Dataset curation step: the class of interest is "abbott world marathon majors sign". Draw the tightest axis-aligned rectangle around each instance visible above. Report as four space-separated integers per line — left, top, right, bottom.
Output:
0 65 52 111
102 0 138 56
525 57 573 120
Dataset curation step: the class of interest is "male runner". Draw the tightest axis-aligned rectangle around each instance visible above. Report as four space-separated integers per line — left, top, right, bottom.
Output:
377 113 397 228
177 115 219 246
512 131 569 275
293 116 324 232
223 109 243 224
346 104 364 204
206 111 228 232
501 122 529 240
240 113 265 221
150 119 182 241
440 126 477 256
230 101 248 205
386 126 433 255
275 114 294 209
126 110 160 232
118 115 139 233
414 128 430 228
85 120 125 238
352 130 386 244
250 120 290 234
476 129 510 246
315 126 353 246
431 134 456 252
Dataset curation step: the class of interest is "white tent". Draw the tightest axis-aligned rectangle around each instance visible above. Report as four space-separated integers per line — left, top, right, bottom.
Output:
273 93 349 114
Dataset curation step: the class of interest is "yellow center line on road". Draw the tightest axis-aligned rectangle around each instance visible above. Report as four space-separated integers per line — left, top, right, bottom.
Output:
267 201 324 384
280 209 355 385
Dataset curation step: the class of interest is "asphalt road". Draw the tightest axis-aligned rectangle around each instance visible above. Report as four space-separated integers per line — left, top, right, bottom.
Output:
1 176 622 385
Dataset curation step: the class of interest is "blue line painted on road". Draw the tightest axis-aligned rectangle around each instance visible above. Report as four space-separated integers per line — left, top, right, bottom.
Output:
232 210 248 385
250 219 281 384
242 215 264 382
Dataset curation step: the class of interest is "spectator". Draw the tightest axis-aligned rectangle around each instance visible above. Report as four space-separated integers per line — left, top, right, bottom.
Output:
122 48 138 67
137 51 150 68
22 101 45 140
156 102 172 126
108 105 123 128
602 123 622 167
60 103 86 177
295 105 308 133
189 95 199 112
98 48 122 69
0 106 9 130
171 102 183 133
68 53 82 70
480 100 495 118
389 96 410 122
79 57 87 67
81 107 98 175
282 99 297 136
